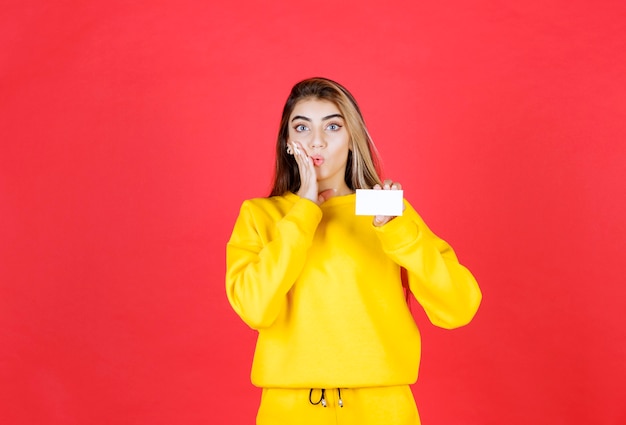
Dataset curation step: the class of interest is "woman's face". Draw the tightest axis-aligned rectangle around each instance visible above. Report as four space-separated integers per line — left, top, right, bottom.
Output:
288 98 351 192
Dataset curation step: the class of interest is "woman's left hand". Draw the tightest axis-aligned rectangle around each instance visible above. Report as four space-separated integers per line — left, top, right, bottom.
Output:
372 179 404 227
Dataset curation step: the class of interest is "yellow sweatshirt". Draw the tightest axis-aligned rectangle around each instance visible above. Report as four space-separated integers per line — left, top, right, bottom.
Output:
225 192 481 389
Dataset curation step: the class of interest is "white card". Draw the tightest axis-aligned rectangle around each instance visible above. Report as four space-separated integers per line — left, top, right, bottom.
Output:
355 189 404 216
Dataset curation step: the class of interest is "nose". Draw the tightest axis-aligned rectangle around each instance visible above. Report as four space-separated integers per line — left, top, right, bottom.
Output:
309 129 326 150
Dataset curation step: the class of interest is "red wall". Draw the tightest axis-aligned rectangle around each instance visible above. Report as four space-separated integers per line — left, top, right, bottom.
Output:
1 1 625 424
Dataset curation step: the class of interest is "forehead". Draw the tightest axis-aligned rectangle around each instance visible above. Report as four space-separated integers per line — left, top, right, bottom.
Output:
290 98 342 120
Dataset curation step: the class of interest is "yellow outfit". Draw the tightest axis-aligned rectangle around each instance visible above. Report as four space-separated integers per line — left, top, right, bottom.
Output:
225 192 481 423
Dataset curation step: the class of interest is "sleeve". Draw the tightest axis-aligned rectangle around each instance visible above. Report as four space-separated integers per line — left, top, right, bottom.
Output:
373 201 482 329
225 198 323 329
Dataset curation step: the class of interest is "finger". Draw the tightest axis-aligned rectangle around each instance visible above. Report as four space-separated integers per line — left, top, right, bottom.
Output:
391 182 402 190
291 142 308 167
383 179 392 190
293 142 313 171
373 215 389 227
373 184 382 190
318 188 337 204
293 141 307 157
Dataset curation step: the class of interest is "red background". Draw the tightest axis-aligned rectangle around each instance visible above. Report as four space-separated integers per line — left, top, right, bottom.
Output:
1 1 625 424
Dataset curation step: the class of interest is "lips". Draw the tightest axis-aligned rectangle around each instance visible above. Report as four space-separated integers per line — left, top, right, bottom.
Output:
311 155 324 166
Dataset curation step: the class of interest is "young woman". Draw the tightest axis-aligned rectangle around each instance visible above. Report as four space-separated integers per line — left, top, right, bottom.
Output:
225 77 482 425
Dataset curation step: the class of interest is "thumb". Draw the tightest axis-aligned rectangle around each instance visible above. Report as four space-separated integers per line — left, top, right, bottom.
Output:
373 215 389 227
318 188 337 204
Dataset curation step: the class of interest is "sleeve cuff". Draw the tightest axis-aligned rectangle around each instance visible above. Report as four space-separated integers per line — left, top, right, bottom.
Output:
373 204 421 252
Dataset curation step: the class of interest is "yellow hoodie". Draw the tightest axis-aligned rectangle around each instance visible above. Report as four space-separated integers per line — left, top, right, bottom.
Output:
225 192 481 389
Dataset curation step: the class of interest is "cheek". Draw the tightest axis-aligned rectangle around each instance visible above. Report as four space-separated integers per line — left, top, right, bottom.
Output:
330 132 349 146
334 143 351 163
341 136 351 153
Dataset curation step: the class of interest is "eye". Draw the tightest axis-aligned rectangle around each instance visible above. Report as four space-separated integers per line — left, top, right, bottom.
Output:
294 124 308 132
327 123 342 131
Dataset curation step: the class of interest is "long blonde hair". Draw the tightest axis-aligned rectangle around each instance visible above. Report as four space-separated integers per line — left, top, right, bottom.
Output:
269 77 383 196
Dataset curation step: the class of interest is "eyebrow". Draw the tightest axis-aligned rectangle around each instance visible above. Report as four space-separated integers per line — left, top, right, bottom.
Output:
291 113 344 122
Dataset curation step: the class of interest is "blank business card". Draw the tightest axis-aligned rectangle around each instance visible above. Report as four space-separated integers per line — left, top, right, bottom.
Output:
355 189 404 216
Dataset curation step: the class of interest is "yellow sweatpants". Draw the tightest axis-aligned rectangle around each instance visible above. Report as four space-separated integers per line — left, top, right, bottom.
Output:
256 386 421 425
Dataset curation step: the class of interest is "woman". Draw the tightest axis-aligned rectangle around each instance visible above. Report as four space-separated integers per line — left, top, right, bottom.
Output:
225 77 482 425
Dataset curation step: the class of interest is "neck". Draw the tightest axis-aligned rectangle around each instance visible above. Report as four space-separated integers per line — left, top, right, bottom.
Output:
319 182 353 197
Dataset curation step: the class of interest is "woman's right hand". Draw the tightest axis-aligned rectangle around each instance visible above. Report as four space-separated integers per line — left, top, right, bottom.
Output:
290 141 317 202
290 141 334 205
